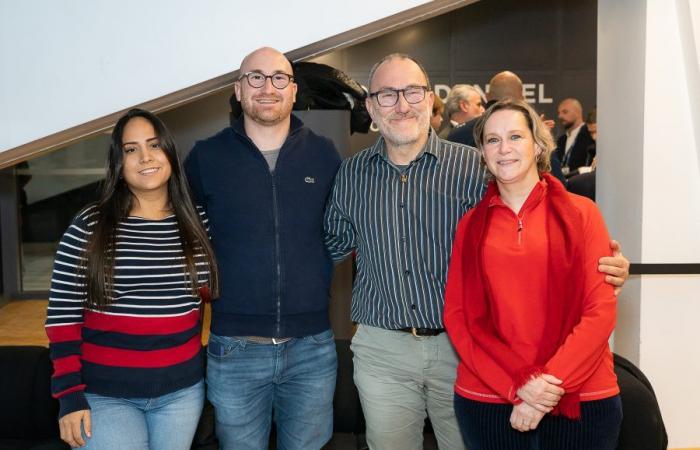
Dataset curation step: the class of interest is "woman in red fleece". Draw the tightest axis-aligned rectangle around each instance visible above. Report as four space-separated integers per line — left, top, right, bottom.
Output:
444 99 621 450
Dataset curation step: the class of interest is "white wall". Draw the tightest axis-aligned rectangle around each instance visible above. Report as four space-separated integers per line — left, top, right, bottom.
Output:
0 0 432 153
642 0 700 262
599 0 700 447
641 276 700 449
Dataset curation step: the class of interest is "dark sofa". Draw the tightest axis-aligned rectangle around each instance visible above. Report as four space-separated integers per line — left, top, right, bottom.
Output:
0 346 68 450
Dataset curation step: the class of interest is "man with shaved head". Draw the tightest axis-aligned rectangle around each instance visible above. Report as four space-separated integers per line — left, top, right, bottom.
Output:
487 70 524 101
556 97 596 172
325 55 630 450
185 46 341 449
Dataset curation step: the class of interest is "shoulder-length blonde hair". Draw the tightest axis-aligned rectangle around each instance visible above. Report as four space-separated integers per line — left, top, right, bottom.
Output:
473 99 556 177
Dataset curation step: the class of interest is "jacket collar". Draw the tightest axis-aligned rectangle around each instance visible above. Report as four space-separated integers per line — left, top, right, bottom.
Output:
488 177 548 212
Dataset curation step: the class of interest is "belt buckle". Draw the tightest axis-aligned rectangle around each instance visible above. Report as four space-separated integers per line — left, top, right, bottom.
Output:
411 327 419 338
272 338 282 345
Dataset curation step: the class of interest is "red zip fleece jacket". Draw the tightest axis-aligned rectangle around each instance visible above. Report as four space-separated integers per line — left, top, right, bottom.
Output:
444 180 619 404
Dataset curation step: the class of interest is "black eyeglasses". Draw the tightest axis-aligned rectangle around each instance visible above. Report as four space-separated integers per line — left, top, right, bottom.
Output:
369 86 429 107
239 71 294 89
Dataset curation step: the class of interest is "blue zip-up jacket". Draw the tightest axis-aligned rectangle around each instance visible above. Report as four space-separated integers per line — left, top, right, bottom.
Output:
184 115 341 338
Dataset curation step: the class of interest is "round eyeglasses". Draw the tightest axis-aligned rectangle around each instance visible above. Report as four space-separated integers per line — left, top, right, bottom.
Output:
239 71 294 89
369 86 429 107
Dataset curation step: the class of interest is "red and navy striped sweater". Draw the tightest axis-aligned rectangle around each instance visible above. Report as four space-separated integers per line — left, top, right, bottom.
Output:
45 205 210 418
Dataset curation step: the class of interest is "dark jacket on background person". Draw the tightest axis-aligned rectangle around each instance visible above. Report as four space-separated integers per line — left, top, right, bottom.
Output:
184 115 341 338
446 99 498 147
555 125 596 172
446 117 477 147
567 171 596 201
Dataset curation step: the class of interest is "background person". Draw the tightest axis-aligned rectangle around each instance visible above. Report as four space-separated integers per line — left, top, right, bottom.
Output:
431 94 445 132
438 84 485 138
555 97 595 173
444 99 621 450
45 109 219 449
567 108 598 200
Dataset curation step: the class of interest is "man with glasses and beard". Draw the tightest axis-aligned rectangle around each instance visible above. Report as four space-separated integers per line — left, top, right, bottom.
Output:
185 47 341 450
324 53 630 450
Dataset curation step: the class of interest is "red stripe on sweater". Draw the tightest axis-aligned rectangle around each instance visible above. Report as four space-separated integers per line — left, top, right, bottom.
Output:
52 355 82 377
81 335 201 368
54 384 86 399
46 323 82 342
84 309 199 335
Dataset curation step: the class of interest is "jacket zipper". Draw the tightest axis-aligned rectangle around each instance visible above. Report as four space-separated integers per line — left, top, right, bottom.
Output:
271 174 282 337
490 203 525 246
517 216 524 245
236 127 299 338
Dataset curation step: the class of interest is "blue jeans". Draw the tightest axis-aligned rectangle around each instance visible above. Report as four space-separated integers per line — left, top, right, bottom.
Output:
206 329 337 450
81 379 204 450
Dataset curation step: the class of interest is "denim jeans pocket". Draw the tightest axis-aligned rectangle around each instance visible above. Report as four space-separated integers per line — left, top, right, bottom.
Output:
307 328 335 344
207 334 243 359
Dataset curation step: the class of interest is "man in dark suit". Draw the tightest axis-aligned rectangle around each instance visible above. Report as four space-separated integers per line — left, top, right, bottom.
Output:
437 84 484 139
555 98 595 173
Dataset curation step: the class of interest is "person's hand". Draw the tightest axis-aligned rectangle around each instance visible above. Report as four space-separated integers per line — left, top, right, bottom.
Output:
598 239 630 295
510 402 546 432
540 114 555 130
516 374 565 412
59 409 91 448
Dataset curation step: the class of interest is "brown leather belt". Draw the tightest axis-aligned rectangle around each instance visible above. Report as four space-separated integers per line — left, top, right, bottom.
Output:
397 327 446 337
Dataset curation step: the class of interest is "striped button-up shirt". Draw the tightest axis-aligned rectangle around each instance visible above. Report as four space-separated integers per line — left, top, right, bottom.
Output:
324 130 486 329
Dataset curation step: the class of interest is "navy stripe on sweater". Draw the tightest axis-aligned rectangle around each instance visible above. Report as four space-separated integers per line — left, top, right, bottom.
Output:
81 325 200 351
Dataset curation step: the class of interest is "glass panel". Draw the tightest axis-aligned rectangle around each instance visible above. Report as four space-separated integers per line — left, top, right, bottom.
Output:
19 136 107 291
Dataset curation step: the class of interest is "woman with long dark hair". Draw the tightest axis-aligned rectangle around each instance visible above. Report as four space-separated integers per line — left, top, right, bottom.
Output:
444 99 621 449
45 108 218 449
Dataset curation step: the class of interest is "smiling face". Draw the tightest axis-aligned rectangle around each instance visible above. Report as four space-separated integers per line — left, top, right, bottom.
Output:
366 57 434 149
482 109 541 188
120 117 172 200
234 47 297 127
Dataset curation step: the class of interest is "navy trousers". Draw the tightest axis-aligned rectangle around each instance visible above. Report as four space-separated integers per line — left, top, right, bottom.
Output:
454 394 622 450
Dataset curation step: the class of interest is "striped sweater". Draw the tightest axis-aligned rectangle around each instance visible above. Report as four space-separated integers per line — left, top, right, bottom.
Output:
45 205 210 418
